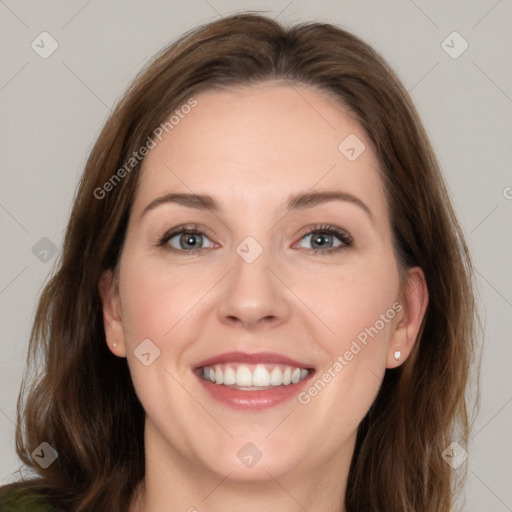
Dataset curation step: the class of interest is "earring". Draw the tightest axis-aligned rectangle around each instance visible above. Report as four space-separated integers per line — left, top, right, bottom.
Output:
113 343 117 348
393 350 402 361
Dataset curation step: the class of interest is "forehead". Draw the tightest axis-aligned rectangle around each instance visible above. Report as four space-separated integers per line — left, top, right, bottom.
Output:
133 82 386 216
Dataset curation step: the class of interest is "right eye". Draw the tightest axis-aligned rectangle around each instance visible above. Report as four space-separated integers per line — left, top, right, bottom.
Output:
158 226 215 254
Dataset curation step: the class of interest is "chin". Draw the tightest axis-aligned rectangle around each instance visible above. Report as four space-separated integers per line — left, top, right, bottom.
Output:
195 435 301 481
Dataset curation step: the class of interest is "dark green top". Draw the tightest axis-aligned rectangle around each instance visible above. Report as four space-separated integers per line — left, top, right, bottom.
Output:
0 486 58 511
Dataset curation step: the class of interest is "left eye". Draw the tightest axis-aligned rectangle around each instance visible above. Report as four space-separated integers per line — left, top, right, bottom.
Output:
166 231 214 251
297 231 344 250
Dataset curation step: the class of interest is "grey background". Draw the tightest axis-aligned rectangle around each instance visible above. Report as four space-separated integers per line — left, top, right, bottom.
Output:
1 1 511 510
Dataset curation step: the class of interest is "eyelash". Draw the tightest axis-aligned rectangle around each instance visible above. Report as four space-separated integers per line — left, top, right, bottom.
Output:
156 223 353 256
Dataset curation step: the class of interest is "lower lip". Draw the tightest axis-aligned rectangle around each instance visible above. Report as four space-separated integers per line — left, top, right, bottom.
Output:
195 371 314 411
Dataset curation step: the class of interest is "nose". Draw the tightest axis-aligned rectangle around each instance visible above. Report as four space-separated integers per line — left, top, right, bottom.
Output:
216 248 291 330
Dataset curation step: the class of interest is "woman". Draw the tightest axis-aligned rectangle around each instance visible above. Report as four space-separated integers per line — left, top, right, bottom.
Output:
0 12 477 512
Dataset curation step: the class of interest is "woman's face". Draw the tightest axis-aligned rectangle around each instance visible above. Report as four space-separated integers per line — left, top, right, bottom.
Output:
102 82 423 482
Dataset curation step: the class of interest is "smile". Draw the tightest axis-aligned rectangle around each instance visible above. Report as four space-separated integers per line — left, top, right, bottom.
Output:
199 363 310 389
193 351 315 410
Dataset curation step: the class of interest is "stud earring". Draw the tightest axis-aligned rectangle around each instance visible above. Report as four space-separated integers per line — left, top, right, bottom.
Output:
393 350 402 361
113 343 117 348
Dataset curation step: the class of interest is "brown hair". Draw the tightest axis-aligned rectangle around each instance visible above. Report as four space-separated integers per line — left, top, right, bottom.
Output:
2 13 477 512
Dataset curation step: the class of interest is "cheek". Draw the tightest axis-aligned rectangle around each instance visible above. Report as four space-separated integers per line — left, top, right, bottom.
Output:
293 248 400 355
292 249 400 419
118 258 207 439
118 256 203 347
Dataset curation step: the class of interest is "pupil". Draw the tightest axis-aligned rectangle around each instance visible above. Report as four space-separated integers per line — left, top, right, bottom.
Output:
181 233 201 249
312 233 332 248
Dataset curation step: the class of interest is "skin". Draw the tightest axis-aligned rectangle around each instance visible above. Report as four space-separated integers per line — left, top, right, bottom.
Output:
99 82 428 512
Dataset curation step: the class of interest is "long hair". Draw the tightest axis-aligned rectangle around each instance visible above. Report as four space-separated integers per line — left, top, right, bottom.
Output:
2 13 477 511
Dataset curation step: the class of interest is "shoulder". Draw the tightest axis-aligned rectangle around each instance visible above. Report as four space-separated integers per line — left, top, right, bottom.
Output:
0 484 59 511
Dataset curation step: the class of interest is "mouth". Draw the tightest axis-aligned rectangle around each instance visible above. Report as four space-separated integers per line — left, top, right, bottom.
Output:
193 351 315 410
197 363 311 389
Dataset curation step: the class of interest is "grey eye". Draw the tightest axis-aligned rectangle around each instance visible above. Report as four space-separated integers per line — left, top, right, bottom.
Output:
298 232 343 250
167 232 214 250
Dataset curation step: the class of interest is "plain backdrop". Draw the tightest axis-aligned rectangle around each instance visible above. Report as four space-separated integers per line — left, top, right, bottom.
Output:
1 1 511 510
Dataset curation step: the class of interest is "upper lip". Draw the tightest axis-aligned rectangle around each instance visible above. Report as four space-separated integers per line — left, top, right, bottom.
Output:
194 351 314 370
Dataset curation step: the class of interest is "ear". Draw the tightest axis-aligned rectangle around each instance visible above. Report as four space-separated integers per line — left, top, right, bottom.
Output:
98 269 127 357
387 267 428 368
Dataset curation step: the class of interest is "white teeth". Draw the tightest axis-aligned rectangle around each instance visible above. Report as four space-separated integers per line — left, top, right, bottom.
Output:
291 368 301 384
200 363 310 388
224 366 236 385
235 366 253 387
270 366 283 385
252 364 270 386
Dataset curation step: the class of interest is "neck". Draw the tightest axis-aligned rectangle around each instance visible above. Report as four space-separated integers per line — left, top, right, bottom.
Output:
130 420 354 512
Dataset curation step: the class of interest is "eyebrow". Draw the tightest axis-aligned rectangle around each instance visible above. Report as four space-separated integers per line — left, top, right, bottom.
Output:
140 190 373 221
